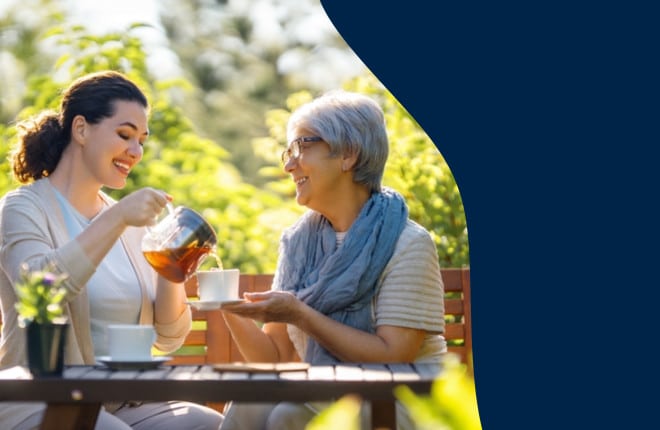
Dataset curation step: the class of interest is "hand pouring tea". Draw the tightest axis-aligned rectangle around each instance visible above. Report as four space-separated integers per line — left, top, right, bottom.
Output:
142 204 218 283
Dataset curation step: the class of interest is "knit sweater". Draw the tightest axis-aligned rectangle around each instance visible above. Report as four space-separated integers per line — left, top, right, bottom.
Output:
286 219 447 362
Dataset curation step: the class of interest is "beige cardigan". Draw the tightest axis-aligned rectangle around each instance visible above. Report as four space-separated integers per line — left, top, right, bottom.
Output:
0 178 192 368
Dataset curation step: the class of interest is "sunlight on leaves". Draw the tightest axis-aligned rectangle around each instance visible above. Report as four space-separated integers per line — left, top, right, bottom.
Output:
305 396 362 430
396 354 481 430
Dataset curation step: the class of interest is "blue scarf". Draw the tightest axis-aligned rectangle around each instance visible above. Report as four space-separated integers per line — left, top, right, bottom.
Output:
274 188 408 364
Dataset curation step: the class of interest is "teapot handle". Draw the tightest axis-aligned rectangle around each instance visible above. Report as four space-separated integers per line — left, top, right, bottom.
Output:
145 202 175 233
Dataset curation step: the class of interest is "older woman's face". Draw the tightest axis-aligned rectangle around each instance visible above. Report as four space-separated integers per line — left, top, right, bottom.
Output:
284 127 343 213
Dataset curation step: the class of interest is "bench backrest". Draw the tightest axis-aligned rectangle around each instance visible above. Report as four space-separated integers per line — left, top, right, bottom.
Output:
169 268 472 365
169 274 275 365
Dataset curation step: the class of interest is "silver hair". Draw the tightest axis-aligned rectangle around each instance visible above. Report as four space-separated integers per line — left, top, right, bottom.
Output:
287 90 388 193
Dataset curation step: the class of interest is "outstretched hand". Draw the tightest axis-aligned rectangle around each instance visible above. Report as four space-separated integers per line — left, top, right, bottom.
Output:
222 290 302 324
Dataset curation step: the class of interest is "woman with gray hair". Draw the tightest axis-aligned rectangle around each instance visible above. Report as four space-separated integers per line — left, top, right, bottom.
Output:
220 90 446 430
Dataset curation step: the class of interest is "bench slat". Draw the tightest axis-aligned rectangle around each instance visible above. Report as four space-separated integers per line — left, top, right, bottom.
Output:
183 330 206 346
445 323 465 340
168 354 207 365
1 269 471 380
174 269 471 367
1 268 471 414
444 298 464 315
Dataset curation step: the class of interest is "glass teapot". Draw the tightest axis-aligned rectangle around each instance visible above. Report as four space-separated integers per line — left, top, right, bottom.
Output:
141 204 217 283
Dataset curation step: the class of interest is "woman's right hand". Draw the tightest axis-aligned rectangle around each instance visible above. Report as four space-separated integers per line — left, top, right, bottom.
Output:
115 187 172 227
69 188 172 268
222 290 304 325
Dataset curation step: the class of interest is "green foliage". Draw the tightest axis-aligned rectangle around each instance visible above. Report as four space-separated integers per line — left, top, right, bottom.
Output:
346 75 469 268
14 264 68 325
304 356 481 430
0 0 66 124
157 0 352 186
1 21 468 272
395 355 481 430
305 395 362 430
0 123 17 191
0 23 289 273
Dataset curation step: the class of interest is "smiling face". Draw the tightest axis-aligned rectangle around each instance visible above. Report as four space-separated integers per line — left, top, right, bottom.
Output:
79 100 149 189
284 127 344 213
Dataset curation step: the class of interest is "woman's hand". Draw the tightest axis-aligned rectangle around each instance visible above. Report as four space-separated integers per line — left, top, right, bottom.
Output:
115 187 172 227
74 188 170 266
222 291 303 324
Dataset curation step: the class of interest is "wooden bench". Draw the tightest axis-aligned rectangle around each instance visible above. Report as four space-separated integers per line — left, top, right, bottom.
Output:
1 269 471 416
170 268 472 366
0 269 472 364
169 274 276 365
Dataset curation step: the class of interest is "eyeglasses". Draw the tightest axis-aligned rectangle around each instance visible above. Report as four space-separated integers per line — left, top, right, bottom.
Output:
281 136 323 164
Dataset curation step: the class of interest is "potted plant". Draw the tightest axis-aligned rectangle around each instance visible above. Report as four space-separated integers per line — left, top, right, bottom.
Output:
14 263 69 377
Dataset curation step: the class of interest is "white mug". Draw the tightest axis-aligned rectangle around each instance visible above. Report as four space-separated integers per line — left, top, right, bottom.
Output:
196 269 240 302
108 324 156 361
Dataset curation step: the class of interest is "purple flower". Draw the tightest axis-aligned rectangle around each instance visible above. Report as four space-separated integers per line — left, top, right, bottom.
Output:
42 272 56 286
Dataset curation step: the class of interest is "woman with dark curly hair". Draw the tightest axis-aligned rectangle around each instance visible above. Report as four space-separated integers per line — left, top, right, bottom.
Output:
0 71 223 429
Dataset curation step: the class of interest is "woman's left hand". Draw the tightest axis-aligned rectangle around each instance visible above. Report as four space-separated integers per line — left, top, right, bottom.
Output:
222 290 302 324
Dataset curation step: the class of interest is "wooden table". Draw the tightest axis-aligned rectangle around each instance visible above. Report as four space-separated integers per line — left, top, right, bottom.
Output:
0 362 441 430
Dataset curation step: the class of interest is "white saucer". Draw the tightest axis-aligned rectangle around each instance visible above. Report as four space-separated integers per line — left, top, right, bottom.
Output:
96 356 171 371
185 299 244 311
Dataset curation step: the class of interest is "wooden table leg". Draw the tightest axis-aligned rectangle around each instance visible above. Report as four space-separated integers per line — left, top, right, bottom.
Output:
371 400 396 430
40 402 101 430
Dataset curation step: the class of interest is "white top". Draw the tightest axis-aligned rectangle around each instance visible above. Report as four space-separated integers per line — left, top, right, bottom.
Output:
54 191 142 356
285 220 447 362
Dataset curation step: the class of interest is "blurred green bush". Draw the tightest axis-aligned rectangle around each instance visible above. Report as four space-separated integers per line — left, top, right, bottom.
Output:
307 354 480 430
1 24 468 271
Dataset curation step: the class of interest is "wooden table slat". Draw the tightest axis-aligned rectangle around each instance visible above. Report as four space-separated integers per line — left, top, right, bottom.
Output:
387 364 421 382
108 370 140 379
306 365 335 380
0 364 439 430
335 365 365 381
413 363 442 379
219 372 251 380
136 368 172 380
278 371 308 381
63 366 96 379
194 366 222 380
361 364 393 382
252 373 279 381
84 368 114 379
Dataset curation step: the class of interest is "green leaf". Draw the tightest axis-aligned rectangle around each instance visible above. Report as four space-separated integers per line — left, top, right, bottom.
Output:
14 264 68 325
306 396 362 430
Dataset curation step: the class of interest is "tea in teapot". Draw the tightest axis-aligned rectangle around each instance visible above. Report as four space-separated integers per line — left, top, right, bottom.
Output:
142 205 218 283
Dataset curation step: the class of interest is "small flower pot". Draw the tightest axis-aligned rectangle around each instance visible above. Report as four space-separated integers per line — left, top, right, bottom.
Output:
26 321 68 378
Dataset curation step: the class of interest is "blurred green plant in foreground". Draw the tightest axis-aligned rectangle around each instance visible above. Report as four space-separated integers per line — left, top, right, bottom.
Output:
306 354 480 430
396 354 481 430
14 264 68 326
306 395 362 430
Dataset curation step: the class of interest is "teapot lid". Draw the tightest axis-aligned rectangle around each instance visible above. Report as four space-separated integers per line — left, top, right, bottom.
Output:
174 206 217 247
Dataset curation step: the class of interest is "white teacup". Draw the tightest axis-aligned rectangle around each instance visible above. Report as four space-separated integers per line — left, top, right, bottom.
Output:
108 324 156 361
196 268 240 302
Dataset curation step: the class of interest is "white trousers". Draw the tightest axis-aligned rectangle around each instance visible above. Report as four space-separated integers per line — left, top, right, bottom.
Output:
220 401 414 430
11 401 223 430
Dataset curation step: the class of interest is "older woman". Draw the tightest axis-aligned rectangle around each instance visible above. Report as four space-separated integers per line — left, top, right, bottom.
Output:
220 90 446 430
